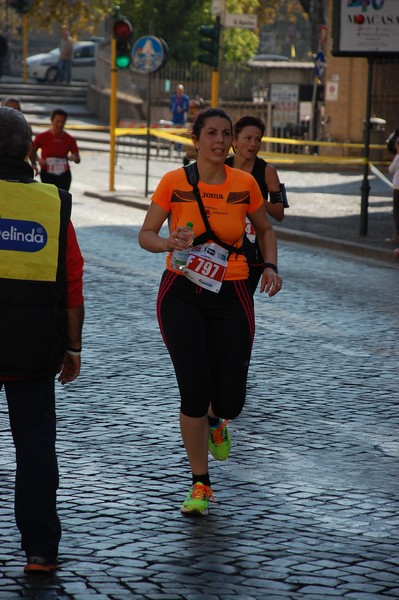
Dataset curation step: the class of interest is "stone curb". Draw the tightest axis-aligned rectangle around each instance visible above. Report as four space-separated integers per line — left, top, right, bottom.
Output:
274 226 395 263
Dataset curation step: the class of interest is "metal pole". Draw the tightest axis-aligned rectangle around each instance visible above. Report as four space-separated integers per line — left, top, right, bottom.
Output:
309 77 317 141
22 13 28 82
109 38 117 192
145 74 152 197
211 69 219 107
212 12 222 108
360 56 373 236
266 101 272 153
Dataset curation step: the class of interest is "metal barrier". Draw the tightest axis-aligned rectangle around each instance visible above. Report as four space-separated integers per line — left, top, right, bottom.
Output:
115 120 186 161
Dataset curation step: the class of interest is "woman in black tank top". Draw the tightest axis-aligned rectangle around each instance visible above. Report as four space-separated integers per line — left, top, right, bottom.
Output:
226 115 285 293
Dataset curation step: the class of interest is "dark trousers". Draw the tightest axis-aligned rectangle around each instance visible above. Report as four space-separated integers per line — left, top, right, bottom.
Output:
1 377 61 559
157 271 255 420
40 169 71 192
394 188 399 235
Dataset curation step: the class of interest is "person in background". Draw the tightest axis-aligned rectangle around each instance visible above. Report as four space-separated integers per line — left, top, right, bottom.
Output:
58 29 73 84
139 107 282 517
33 108 80 191
187 97 204 125
169 84 190 126
226 115 286 294
2 95 38 174
0 106 84 574
169 84 190 154
387 137 399 244
2 95 21 111
183 98 204 166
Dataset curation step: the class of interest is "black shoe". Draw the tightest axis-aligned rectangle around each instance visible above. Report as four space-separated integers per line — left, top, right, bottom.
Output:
24 555 59 573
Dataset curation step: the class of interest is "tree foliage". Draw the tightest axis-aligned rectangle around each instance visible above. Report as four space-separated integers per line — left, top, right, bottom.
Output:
223 0 260 63
116 0 259 63
118 0 312 63
4 0 316 62
11 0 113 35
118 0 206 62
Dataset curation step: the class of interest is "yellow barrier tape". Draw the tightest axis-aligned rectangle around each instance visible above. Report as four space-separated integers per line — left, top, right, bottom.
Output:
261 136 383 149
115 128 151 136
115 128 191 145
259 153 368 164
29 122 387 151
115 127 386 150
115 128 390 165
30 122 110 132
29 121 387 164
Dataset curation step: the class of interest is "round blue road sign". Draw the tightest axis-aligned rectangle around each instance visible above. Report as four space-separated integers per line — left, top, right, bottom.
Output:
131 36 167 73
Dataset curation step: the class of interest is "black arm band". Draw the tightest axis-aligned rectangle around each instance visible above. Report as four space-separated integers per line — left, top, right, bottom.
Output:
262 262 278 274
269 190 283 204
280 183 289 208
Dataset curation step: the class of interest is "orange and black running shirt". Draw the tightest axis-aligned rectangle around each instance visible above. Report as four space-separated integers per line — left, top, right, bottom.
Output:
152 164 264 280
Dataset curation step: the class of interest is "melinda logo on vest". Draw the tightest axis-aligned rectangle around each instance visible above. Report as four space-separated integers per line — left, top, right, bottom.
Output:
0 218 47 252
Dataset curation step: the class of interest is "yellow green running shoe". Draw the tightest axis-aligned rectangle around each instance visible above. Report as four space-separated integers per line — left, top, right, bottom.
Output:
180 482 214 516
208 419 231 461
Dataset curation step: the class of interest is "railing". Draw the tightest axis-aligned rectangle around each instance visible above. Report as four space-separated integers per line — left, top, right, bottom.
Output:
94 43 296 103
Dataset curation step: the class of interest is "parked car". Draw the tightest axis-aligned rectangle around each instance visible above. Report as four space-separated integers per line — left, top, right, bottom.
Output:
26 41 97 82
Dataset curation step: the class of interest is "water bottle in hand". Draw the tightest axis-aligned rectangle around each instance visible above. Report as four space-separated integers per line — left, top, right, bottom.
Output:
170 222 194 270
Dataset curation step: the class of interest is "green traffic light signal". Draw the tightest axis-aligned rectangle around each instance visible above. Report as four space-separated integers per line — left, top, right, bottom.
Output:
199 22 220 68
113 18 133 70
115 54 131 69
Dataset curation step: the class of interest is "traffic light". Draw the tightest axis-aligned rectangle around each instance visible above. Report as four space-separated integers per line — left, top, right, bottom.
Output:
10 0 32 14
113 18 133 69
199 20 221 68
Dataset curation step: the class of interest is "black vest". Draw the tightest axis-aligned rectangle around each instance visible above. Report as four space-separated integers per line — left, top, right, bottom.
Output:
0 178 71 377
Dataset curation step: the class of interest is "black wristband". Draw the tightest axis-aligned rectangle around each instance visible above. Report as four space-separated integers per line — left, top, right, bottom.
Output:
269 190 283 204
262 262 278 274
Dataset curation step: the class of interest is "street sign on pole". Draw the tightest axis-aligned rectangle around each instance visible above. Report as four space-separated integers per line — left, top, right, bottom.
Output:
314 50 326 78
131 36 167 74
211 0 225 16
224 13 257 30
130 36 169 196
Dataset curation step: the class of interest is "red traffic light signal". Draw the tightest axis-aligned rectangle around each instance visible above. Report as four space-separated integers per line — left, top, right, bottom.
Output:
113 18 133 39
113 18 133 69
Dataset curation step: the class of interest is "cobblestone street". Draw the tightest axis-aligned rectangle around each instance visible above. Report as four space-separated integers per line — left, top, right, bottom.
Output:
0 156 398 599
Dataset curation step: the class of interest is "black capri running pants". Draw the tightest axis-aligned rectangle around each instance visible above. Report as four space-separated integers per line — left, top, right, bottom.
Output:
40 169 72 192
157 271 255 419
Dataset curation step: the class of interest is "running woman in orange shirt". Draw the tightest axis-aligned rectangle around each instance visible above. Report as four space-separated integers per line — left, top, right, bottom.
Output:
139 108 282 516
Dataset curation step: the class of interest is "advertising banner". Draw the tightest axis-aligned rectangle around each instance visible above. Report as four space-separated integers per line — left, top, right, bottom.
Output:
332 0 399 56
270 84 299 128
